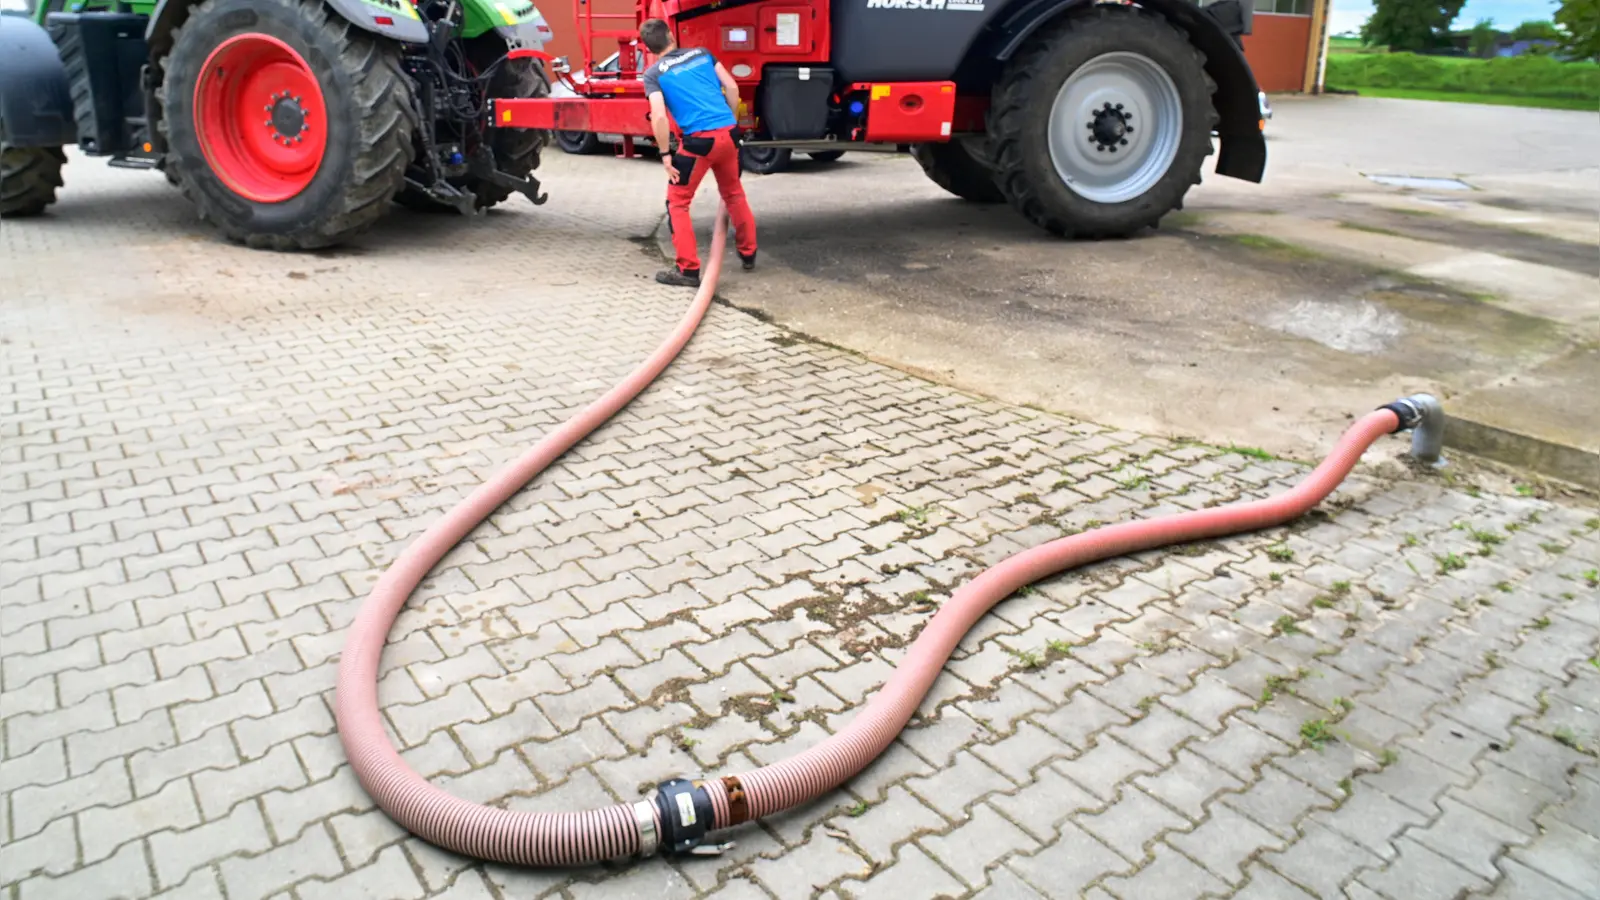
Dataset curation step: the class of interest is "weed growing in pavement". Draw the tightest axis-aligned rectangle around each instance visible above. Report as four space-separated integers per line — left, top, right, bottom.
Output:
899 505 932 525
1227 445 1276 461
1539 542 1566 554
1136 696 1158 714
1260 669 1309 705
1526 510 1542 523
846 800 871 817
1552 728 1591 755
1270 572 1284 583
1469 528 1503 547
1436 552 1467 574
771 690 795 705
1330 581 1352 595
1380 748 1399 766
1119 474 1151 490
1338 777 1354 794
1496 581 1513 593
1583 569 1598 588
1585 517 1599 531
1301 719 1336 749
1332 697 1355 714
1484 651 1501 669
1046 639 1074 657
1532 617 1552 630
1273 615 1302 636
1007 648 1045 670
1404 534 1420 547
1268 545 1295 563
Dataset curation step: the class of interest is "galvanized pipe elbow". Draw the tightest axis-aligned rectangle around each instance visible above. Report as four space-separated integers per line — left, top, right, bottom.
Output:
1380 393 1445 467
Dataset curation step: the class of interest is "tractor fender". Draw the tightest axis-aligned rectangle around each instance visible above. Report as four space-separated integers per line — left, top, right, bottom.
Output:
0 14 78 148
490 4 553 51
989 0 1266 183
145 0 428 61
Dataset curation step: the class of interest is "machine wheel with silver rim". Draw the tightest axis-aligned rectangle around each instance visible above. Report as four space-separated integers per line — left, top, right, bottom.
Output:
986 4 1217 238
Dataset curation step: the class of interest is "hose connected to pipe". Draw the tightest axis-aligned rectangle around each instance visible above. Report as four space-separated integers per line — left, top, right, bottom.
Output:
334 200 1436 866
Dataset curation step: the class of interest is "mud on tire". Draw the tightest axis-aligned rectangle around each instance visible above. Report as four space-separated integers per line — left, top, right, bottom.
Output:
987 5 1217 238
911 138 1003 203
0 142 66 218
157 0 416 250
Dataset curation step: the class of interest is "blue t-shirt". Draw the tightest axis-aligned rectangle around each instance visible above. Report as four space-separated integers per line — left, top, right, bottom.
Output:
642 47 736 136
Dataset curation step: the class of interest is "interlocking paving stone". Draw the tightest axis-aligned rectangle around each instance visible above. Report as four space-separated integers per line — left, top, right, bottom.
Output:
3 155 1596 899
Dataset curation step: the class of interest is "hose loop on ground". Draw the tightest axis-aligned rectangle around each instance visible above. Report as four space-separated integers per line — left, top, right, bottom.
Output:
334 202 1423 867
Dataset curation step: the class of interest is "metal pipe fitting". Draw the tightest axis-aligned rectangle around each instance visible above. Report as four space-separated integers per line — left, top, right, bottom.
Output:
1380 393 1446 467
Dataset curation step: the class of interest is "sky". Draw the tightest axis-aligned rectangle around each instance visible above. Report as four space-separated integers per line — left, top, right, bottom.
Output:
1327 0 1565 35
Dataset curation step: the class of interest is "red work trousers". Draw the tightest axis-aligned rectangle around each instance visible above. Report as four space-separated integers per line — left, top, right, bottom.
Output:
666 126 757 274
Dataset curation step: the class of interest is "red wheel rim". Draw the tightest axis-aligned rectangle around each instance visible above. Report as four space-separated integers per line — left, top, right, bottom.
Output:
193 33 328 203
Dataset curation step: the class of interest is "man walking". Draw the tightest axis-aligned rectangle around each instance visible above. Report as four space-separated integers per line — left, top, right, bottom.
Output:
640 18 758 287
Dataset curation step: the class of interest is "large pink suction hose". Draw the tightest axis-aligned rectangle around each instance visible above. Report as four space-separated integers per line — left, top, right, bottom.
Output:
334 201 1424 866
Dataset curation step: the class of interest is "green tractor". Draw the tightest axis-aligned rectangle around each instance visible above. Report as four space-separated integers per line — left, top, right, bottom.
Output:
0 0 556 249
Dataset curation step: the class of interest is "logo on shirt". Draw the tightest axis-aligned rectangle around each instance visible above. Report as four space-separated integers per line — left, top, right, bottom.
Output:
656 48 709 73
866 0 985 10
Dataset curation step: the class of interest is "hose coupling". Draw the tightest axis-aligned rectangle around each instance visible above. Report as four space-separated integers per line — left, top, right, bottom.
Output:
1377 393 1445 467
648 777 732 857
630 799 660 859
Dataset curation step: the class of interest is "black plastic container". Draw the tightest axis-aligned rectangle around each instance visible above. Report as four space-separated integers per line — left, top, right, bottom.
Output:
758 65 834 140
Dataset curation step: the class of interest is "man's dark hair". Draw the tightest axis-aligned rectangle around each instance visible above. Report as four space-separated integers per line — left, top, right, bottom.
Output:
640 19 673 54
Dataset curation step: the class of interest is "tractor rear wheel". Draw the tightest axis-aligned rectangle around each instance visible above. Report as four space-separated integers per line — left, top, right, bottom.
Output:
740 146 790 174
555 130 600 155
987 5 1216 238
911 138 1003 203
157 0 416 250
0 143 66 218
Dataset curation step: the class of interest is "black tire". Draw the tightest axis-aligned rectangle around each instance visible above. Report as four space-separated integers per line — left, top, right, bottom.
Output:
987 6 1217 238
555 130 601 155
807 150 845 163
910 138 1003 203
0 142 66 218
157 0 416 250
740 146 791 174
464 41 549 210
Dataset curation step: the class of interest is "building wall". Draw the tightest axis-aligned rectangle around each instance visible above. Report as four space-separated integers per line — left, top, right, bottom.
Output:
1241 13 1313 92
538 0 638 68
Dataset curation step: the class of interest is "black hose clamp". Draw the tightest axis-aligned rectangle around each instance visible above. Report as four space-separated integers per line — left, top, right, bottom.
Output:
1377 398 1424 433
652 778 717 856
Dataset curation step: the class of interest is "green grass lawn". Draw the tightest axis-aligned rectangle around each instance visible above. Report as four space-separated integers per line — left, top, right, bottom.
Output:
1341 85 1598 110
1325 51 1599 111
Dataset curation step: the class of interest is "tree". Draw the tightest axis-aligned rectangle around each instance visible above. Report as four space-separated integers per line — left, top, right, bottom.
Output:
1554 0 1600 59
1362 0 1468 52
1469 18 1500 56
1511 19 1559 39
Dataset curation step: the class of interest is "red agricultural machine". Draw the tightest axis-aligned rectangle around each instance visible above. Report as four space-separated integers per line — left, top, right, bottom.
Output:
504 0 1267 237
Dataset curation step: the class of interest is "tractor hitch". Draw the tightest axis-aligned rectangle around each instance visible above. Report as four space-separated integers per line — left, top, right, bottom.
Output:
467 146 549 206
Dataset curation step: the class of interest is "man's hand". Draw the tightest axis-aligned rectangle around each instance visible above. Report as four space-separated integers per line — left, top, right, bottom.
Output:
662 155 680 184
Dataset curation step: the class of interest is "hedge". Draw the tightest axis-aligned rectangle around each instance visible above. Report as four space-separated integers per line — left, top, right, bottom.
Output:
1325 52 1600 101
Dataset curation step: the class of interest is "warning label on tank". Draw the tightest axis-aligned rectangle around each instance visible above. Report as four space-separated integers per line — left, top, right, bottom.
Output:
866 0 986 10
